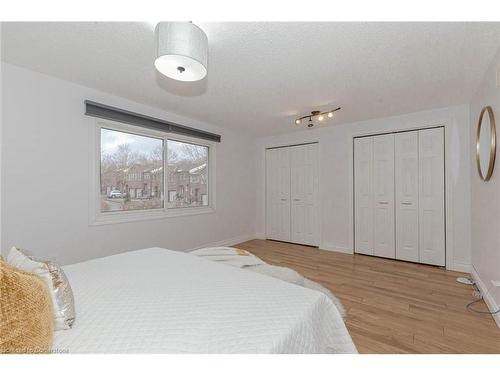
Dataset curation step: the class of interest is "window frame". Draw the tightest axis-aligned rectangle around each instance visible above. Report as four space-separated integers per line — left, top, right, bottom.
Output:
90 119 216 225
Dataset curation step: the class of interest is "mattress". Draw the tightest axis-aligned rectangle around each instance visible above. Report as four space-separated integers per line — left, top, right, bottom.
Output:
53 248 356 353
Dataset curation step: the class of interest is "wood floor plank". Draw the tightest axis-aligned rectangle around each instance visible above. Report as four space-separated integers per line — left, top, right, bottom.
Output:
236 239 500 354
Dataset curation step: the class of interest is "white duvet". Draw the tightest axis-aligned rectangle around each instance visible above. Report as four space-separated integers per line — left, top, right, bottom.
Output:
53 248 356 354
190 247 346 318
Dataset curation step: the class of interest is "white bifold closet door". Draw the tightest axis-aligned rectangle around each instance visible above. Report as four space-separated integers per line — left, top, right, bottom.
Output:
417 128 445 266
290 143 320 246
354 137 374 255
354 135 395 258
266 147 291 242
395 128 445 265
266 143 319 246
373 134 395 258
355 128 445 266
395 131 420 262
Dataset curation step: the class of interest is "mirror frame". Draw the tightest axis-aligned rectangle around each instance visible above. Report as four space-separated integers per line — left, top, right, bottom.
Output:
476 105 497 181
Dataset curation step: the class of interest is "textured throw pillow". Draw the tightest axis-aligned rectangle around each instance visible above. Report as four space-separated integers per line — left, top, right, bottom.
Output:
34 259 75 330
0 258 54 353
6 247 75 330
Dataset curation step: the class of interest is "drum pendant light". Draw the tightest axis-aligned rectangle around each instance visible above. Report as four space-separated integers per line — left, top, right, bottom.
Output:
154 22 208 82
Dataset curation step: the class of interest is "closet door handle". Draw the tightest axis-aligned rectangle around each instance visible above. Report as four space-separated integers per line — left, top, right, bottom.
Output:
401 202 412 205
280 198 287 201
378 201 389 204
293 198 301 201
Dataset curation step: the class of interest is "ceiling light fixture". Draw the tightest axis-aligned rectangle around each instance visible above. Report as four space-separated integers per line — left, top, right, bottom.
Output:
154 22 208 82
295 107 341 128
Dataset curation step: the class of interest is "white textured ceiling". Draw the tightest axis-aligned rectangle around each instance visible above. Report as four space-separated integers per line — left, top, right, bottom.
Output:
2 22 500 136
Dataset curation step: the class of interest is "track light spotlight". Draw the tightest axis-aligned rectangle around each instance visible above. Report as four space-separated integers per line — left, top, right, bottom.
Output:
293 107 341 128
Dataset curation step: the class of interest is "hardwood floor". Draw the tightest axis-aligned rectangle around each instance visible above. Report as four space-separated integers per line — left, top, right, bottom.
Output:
236 239 500 353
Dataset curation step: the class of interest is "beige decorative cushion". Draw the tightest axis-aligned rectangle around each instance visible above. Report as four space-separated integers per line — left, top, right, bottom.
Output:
0 258 54 353
6 247 75 330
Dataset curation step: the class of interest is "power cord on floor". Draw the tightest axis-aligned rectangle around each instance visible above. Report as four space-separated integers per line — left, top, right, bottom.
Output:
463 279 500 315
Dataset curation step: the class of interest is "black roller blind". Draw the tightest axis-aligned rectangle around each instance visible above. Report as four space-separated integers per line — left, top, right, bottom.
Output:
85 100 221 143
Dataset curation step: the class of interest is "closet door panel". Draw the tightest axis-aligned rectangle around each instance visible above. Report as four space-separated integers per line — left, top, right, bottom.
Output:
290 143 319 246
372 134 395 259
418 128 445 266
395 131 419 262
266 148 291 242
354 137 374 255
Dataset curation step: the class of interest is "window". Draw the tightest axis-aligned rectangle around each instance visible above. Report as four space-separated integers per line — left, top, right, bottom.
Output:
100 128 164 212
168 190 177 202
93 120 214 224
166 140 209 209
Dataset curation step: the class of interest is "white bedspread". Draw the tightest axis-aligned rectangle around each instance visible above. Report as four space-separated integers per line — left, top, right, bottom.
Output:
190 247 346 317
53 248 356 354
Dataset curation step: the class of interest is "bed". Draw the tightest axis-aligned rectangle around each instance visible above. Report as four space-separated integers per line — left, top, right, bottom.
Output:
53 248 357 353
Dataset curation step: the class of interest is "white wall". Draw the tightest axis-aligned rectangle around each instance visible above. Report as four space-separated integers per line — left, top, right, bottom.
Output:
469 46 500 326
256 104 472 272
0 59 477 276
1 62 256 265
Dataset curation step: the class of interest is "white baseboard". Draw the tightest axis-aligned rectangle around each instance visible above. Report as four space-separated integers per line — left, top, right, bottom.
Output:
255 232 266 240
318 246 471 273
449 262 471 273
320 244 354 254
187 234 256 252
471 266 500 329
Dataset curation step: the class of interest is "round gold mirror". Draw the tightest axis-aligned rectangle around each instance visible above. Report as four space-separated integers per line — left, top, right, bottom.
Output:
476 106 497 181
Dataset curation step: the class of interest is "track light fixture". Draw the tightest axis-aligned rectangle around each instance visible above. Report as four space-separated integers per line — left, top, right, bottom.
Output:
294 107 341 128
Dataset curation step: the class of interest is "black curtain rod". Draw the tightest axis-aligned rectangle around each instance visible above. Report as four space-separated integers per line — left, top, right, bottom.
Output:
84 100 221 143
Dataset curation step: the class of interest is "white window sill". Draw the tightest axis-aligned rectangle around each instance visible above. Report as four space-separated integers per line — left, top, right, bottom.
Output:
89 206 216 226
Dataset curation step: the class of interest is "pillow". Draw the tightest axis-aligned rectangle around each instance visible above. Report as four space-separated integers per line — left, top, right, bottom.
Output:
0 258 54 353
33 258 76 330
6 247 75 330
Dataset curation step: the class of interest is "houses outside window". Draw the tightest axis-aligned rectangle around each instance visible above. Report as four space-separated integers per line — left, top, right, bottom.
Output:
93 120 215 224
166 139 209 209
100 128 164 212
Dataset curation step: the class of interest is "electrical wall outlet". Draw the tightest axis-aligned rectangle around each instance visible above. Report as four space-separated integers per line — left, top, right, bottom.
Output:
491 280 500 287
